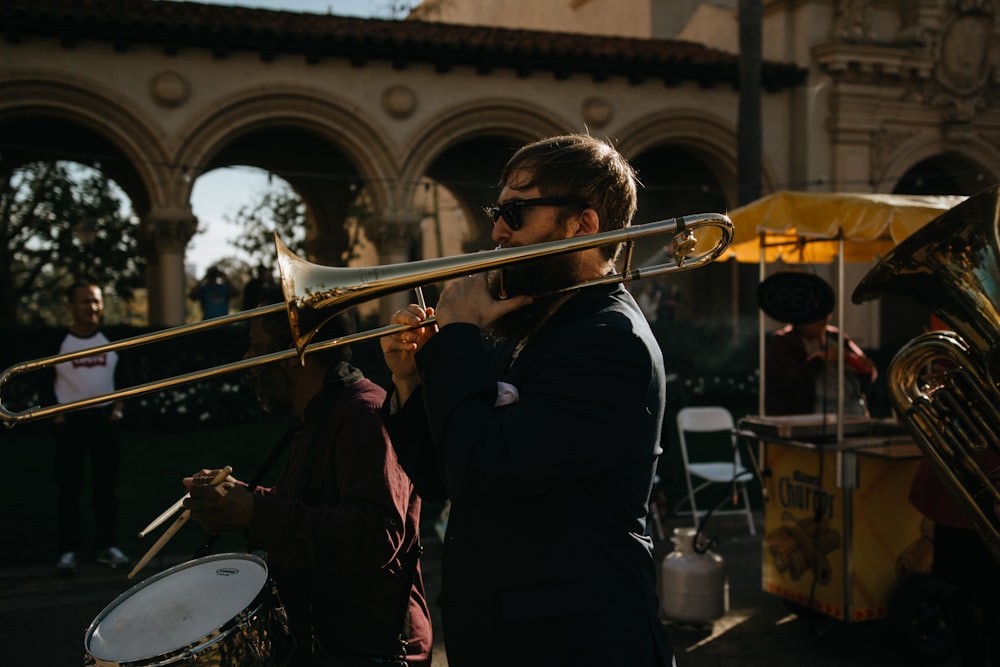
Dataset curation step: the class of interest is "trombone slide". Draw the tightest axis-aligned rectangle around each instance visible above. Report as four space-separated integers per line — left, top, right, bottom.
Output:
1 212 734 426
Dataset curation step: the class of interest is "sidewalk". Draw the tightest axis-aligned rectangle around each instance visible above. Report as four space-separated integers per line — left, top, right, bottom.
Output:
658 512 958 667
0 512 955 666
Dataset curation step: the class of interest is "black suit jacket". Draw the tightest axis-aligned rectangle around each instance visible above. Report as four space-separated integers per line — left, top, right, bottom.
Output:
386 283 674 666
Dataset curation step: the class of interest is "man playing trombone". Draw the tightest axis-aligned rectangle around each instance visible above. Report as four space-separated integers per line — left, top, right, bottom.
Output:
183 288 433 667
381 134 676 666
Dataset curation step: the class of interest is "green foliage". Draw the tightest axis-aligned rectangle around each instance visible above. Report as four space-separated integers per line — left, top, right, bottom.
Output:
225 181 307 274
0 161 145 327
225 179 373 270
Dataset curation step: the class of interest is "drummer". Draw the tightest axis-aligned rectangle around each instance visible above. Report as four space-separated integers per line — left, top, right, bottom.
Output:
183 287 432 667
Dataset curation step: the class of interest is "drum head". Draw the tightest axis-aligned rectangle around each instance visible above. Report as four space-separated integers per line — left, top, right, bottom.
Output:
86 553 269 664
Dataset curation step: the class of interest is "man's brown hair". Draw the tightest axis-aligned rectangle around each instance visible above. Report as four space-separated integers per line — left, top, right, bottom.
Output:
499 134 639 260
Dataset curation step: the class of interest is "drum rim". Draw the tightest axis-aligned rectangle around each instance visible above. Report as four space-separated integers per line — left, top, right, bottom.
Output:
84 552 269 667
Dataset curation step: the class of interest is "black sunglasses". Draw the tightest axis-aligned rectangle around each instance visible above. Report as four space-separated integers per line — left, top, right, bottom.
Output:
483 197 590 231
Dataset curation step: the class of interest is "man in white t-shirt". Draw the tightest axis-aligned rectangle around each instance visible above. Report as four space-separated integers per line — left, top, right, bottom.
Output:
52 278 129 573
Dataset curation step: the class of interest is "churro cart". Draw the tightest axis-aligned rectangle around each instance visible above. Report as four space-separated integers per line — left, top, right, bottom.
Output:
738 415 926 623
716 192 972 662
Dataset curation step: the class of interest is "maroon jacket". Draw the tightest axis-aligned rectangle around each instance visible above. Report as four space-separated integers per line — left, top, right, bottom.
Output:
246 364 432 665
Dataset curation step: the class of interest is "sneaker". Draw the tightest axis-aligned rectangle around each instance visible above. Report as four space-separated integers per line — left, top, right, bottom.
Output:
95 546 130 568
56 551 77 573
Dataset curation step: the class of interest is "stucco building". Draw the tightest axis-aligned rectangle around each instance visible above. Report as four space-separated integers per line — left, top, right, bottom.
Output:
1 0 997 350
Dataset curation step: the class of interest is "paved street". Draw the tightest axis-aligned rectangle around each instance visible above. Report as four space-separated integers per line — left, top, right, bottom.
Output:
655 515 956 667
0 513 957 666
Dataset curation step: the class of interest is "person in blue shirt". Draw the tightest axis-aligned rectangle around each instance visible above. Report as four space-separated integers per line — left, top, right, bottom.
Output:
189 266 235 319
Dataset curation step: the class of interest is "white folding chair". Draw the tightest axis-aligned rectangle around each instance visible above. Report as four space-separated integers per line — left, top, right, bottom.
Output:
674 406 756 535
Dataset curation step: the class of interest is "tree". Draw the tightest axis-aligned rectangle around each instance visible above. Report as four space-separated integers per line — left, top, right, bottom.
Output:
0 161 145 327
226 180 371 272
380 1 423 18
226 181 308 273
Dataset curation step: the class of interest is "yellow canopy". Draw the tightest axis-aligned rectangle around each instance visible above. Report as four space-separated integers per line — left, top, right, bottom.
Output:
719 191 967 263
713 191 967 421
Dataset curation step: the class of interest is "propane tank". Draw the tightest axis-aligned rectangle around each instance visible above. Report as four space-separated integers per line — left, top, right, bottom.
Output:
660 527 728 624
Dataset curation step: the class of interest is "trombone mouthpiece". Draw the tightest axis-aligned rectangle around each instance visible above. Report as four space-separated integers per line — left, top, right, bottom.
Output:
491 244 508 300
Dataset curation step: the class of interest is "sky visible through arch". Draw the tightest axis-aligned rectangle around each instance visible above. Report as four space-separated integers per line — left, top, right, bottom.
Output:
177 0 397 277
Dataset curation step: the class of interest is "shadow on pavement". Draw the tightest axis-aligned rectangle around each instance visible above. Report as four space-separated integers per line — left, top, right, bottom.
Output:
659 513 956 667
0 512 957 666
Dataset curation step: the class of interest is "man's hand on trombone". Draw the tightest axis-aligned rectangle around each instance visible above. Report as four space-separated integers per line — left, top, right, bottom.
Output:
381 276 531 405
381 304 437 406
434 272 531 329
182 468 253 535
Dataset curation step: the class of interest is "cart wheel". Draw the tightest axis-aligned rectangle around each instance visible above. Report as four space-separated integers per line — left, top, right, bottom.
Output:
888 574 959 664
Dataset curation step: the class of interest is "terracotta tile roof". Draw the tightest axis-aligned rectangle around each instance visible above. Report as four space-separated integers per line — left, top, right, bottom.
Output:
1 0 807 90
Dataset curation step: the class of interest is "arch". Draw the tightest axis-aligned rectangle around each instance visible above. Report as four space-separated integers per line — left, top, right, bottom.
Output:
612 110 769 325
869 135 1000 351
615 108 778 207
877 132 1000 195
0 69 169 214
175 86 401 213
399 98 572 205
175 86 407 266
381 98 574 253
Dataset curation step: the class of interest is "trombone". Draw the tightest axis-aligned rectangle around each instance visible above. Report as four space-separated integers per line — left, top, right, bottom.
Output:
0 212 733 427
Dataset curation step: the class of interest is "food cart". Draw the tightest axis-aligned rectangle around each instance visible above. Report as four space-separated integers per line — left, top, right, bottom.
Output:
718 191 968 660
738 415 925 620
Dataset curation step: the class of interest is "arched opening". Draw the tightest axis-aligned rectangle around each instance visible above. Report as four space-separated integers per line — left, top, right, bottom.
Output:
892 152 991 198
878 153 993 350
630 145 737 327
423 135 525 254
201 125 364 269
0 114 150 327
0 115 150 215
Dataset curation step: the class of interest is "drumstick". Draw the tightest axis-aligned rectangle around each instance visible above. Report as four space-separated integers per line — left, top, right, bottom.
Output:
128 509 191 579
138 493 188 538
128 466 232 580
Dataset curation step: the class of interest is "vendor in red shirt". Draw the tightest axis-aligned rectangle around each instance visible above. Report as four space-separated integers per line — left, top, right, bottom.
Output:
761 273 877 416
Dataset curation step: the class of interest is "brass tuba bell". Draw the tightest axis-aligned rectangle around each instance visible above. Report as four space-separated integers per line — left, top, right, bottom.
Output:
853 184 1000 563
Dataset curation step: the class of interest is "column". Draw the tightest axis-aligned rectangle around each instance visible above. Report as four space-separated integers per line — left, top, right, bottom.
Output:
140 208 198 327
361 210 423 325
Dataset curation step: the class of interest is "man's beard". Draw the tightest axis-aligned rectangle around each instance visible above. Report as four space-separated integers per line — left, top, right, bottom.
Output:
246 366 292 414
485 252 579 340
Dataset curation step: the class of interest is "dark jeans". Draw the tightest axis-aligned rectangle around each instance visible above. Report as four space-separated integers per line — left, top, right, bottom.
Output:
53 407 121 553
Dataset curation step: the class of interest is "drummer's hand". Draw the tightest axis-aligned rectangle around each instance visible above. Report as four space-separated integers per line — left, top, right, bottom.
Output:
434 273 531 329
381 304 436 405
183 469 252 534
183 467 238 490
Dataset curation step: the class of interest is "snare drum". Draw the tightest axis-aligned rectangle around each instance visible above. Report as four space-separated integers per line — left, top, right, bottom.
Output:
84 553 292 667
